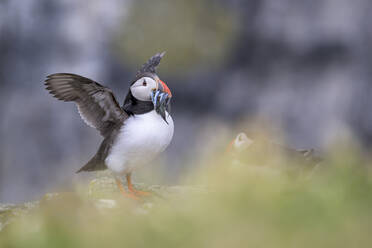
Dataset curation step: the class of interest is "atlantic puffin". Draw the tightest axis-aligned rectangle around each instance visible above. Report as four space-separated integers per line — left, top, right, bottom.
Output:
45 52 173 200
227 132 322 169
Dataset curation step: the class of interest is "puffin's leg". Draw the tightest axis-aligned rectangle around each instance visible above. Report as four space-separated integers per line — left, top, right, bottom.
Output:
126 173 151 196
115 178 140 201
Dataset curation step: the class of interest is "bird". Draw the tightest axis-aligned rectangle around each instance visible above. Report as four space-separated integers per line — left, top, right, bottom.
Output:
227 132 322 172
45 52 174 200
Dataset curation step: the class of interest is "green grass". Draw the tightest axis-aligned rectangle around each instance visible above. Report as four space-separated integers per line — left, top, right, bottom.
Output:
1 146 372 248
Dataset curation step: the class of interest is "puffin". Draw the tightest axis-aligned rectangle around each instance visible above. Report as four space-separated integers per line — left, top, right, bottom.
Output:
227 132 322 171
45 52 174 200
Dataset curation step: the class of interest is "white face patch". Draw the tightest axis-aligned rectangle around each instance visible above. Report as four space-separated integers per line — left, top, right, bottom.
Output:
130 77 157 101
234 132 254 151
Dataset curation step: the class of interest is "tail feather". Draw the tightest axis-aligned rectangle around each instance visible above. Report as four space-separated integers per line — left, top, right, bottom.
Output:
76 156 106 173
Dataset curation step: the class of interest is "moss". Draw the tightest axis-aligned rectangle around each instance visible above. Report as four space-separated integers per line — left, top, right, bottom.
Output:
0 202 39 231
1 150 372 247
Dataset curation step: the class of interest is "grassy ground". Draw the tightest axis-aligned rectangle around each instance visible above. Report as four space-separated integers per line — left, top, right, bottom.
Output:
1 145 372 248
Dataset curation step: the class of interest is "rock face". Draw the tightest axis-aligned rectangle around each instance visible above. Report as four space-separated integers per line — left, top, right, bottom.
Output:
0 176 208 232
0 202 39 231
3 0 372 205
89 176 208 199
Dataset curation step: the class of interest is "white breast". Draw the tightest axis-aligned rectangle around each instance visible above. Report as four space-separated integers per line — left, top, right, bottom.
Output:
105 110 174 174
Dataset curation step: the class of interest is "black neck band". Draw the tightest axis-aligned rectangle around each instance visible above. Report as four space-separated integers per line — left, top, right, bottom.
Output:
122 91 154 115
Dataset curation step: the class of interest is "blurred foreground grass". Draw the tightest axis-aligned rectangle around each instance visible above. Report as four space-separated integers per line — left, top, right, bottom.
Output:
1 145 372 248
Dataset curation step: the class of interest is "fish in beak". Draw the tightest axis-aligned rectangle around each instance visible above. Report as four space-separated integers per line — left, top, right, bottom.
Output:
151 79 172 124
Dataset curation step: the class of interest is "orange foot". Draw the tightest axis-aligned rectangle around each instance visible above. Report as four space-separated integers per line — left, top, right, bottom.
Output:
115 179 141 201
126 174 152 197
129 187 152 197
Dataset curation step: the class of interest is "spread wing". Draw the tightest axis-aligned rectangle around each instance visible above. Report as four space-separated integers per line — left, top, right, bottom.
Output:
45 73 128 137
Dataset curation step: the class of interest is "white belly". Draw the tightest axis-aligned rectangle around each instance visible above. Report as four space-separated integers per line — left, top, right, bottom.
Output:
105 110 174 174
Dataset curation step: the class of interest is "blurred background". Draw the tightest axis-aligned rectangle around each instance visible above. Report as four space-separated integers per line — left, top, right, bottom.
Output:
0 0 371 203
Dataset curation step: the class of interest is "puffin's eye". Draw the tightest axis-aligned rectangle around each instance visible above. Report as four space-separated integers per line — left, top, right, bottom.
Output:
142 80 147 86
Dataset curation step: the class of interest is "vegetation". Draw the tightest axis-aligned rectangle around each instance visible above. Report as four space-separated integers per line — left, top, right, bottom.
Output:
1 142 372 248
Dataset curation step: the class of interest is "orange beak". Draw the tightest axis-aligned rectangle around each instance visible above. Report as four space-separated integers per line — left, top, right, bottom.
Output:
159 80 172 97
226 139 235 154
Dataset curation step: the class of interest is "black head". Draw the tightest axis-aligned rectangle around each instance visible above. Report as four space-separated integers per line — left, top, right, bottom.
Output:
123 52 172 123
135 51 165 79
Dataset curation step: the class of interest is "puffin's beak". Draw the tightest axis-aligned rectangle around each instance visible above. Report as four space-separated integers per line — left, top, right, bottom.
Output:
151 89 171 124
151 79 172 124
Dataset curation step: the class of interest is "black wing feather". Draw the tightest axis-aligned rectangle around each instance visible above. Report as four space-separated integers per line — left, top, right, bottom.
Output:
45 73 127 137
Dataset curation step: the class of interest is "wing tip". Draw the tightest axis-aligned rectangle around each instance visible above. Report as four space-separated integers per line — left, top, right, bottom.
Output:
45 73 82 82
